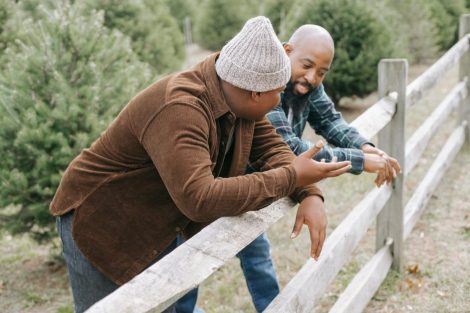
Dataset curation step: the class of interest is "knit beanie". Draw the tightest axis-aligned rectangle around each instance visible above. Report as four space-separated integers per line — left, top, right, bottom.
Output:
215 16 291 92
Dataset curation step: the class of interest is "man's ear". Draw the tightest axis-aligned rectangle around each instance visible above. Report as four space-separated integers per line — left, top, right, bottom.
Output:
283 43 293 55
251 91 261 103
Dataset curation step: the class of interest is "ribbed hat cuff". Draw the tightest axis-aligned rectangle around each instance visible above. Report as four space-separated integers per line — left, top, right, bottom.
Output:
216 55 291 92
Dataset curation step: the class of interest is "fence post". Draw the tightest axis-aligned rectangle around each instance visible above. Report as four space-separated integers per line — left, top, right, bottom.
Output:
184 16 192 46
376 59 408 271
459 14 470 144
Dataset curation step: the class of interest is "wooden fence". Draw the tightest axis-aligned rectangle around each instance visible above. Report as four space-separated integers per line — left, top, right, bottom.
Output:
86 14 470 313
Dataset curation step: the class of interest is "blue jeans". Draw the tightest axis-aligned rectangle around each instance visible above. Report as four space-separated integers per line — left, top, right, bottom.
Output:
175 233 279 313
57 211 177 313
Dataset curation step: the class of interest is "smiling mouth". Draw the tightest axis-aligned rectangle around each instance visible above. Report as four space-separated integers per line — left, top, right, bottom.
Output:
295 82 311 94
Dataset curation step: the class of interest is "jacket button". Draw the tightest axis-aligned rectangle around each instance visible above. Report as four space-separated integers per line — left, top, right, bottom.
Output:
175 227 181 232
152 249 158 255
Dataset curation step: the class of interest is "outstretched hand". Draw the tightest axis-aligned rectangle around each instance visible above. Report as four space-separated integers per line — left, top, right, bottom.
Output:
292 141 351 187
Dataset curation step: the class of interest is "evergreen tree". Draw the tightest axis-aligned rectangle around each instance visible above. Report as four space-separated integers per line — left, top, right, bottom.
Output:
85 0 185 74
163 0 195 33
428 0 458 51
437 0 467 48
283 0 394 102
0 1 152 240
389 0 439 63
263 0 295 36
359 0 410 60
0 0 22 60
194 0 246 51
0 0 9 56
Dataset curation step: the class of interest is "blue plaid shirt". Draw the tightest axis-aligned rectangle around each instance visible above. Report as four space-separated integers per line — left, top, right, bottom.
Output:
265 83 371 174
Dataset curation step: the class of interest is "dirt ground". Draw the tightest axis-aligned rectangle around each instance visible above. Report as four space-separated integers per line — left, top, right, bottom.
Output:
0 48 469 313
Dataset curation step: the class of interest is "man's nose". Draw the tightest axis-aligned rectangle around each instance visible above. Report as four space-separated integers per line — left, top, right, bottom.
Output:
305 70 316 85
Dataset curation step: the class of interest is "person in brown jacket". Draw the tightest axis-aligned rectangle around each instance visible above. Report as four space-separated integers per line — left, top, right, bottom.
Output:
50 16 351 313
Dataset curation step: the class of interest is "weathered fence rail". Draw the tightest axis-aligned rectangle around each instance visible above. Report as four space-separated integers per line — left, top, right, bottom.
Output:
86 14 470 313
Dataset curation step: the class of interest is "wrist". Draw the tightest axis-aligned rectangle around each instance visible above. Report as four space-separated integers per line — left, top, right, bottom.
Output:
361 143 373 152
305 194 324 204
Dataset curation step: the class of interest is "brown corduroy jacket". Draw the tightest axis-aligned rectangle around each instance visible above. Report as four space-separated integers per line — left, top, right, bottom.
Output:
50 53 322 285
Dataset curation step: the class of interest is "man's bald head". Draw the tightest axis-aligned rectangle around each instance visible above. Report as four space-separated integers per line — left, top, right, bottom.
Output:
288 25 334 55
283 25 335 95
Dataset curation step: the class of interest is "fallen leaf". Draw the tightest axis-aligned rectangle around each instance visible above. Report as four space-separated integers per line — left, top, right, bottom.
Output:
400 277 423 291
407 264 420 275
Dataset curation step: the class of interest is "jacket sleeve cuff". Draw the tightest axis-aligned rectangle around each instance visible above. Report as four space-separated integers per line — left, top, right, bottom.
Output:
285 165 323 203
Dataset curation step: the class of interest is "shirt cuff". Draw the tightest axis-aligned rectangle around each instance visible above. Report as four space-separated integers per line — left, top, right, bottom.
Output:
349 149 365 175
355 139 374 149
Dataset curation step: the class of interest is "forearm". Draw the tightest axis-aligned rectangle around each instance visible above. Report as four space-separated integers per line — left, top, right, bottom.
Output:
180 166 298 222
308 85 372 149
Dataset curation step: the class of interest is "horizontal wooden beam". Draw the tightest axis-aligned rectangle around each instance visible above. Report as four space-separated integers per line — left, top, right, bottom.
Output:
404 123 466 239
406 34 469 107
405 80 467 176
328 239 393 313
350 94 396 140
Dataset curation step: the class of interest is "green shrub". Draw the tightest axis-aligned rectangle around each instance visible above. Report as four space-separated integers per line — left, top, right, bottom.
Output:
388 0 439 63
163 0 195 32
427 0 465 50
194 0 247 51
0 0 21 58
359 0 410 60
283 0 394 102
0 1 152 240
0 0 8 52
437 0 467 48
263 0 295 35
85 0 185 74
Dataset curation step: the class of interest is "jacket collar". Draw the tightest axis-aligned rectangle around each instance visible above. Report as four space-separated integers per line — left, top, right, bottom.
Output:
198 53 232 119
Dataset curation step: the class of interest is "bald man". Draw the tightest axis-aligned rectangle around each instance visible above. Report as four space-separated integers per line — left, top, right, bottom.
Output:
176 25 401 313
271 24 400 183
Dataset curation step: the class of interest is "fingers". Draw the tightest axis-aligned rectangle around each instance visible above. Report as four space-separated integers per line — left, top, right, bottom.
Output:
299 140 324 159
375 171 386 187
315 229 326 260
309 224 326 260
291 215 304 239
384 158 393 184
374 173 380 187
388 157 401 176
309 226 320 259
319 161 351 177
